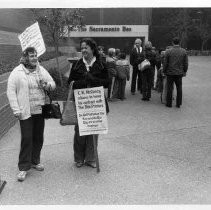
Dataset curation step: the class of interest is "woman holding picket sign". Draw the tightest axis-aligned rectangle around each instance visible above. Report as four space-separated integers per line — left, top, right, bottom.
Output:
67 38 109 169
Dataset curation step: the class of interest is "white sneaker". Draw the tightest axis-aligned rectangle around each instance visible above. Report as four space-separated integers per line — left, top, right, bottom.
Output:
32 163 44 171
17 171 27 182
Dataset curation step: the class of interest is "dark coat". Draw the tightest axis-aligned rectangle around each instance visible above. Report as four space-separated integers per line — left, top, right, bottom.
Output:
68 58 109 89
106 57 117 78
129 47 145 67
163 46 188 76
144 48 157 70
68 58 109 113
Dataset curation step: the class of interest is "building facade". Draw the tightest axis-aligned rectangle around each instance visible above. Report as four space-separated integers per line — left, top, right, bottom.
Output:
65 8 152 54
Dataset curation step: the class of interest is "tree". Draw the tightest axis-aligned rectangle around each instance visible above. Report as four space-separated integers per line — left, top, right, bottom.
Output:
164 8 193 49
193 9 211 50
31 8 84 86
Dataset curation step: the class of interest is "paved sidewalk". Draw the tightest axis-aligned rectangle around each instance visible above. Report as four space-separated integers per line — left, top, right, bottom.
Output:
1 56 211 204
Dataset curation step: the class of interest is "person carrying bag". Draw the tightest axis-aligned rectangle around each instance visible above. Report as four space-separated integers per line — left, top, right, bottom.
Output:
7 47 56 182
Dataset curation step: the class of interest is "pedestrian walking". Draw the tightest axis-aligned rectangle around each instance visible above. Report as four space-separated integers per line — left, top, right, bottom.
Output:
115 52 130 100
130 38 145 95
7 47 56 181
151 46 157 89
163 37 189 108
141 41 156 101
67 38 109 169
111 49 121 100
106 48 117 100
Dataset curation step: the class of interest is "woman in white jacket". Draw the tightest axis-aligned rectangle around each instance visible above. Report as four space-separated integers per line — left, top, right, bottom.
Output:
7 47 56 181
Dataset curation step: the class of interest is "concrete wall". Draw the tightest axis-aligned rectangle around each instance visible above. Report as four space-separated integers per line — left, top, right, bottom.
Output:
0 73 17 140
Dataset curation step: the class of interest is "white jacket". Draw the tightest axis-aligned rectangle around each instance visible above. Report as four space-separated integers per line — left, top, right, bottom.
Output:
7 64 56 120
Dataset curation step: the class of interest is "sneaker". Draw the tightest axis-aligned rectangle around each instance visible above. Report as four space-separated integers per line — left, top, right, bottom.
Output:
17 171 27 182
32 163 44 171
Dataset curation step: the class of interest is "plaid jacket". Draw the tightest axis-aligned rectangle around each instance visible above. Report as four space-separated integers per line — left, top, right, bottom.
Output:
163 45 188 76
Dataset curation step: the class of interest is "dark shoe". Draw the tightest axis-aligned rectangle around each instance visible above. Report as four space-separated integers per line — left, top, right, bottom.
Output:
131 92 135 95
176 105 180 108
166 104 172 108
120 97 126 101
75 162 84 168
142 98 148 101
85 161 97 168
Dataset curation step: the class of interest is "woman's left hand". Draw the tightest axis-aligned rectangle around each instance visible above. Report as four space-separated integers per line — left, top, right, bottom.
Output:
43 82 52 91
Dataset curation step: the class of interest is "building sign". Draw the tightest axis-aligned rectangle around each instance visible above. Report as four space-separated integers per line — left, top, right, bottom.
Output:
65 25 148 38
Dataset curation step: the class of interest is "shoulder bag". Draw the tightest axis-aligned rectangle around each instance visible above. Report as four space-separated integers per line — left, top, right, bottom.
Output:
42 91 62 119
60 81 78 126
138 59 151 72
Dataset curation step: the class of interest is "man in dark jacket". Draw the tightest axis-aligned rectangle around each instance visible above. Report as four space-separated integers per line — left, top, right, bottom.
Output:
130 38 145 95
163 37 188 108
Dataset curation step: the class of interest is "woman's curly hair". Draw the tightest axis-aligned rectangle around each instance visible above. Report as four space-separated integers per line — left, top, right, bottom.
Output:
19 47 37 67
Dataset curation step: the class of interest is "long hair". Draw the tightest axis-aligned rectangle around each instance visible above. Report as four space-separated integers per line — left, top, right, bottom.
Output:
80 38 100 59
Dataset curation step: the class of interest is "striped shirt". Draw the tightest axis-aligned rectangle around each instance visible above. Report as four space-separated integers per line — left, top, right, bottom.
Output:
23 66 46 115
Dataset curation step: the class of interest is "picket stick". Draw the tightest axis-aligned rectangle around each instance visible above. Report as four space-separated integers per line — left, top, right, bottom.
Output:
93 135 100 173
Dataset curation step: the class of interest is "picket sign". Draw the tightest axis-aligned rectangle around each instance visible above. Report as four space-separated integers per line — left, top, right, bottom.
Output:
18 22 46 57
74 86 108 173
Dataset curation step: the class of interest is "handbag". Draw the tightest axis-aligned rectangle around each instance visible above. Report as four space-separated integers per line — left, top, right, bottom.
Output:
60 81 78 125
138 59 151 71
31 67 61 119
42 91 62 119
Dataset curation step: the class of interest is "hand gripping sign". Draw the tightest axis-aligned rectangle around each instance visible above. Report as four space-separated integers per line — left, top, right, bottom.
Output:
18 22 46 57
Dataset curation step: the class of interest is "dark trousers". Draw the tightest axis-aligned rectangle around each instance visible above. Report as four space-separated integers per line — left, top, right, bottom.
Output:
118 78 127 99
131 66 142 93
107 76 113 98
151 67 155 88
19 114 45 171
74 125 98 163
142 69 152 99
166 75 182 107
